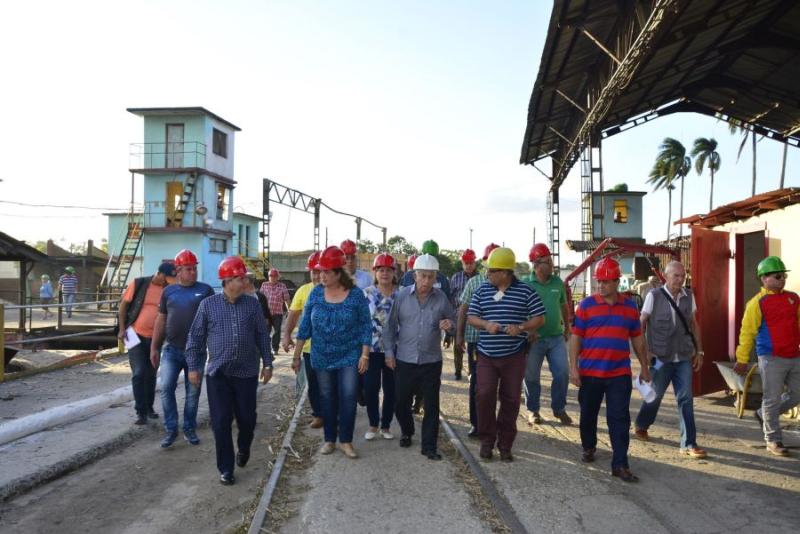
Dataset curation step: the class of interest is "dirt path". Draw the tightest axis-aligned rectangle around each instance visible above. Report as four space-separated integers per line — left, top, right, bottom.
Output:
0 361 298 534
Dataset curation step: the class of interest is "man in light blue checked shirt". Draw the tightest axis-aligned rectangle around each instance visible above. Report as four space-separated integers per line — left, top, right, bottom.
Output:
185 256 273 486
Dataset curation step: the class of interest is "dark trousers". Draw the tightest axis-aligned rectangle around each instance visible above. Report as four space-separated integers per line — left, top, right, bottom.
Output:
271 314 283 353
476 351 526 452
453 342 464 376
364 352 395 429
302 353 322 418
128 337 156 416
395 360 442 452
207 373 258 475
467 343 478 428
578 374 633 470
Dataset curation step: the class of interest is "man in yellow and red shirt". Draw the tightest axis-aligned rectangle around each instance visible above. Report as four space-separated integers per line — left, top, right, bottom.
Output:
734 256 800 457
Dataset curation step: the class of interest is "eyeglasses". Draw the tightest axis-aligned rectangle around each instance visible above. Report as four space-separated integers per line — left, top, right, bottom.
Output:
768 272 787 280
486 269 503 275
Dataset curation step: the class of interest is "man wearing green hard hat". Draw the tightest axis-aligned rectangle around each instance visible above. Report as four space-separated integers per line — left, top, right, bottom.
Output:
734 255 800 457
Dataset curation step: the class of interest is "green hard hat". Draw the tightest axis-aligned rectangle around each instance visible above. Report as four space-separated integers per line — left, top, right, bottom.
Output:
421 239 439 256
65 266 76 273
756 256 788 277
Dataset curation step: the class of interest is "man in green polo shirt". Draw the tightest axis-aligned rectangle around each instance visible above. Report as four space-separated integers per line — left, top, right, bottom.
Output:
522 243 572 426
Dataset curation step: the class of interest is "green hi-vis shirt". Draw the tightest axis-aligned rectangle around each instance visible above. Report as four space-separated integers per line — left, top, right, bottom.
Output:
522 274 567 337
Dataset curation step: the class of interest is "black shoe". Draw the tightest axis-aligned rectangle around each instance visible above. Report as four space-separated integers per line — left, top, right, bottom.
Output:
467 427 479 439
581 448 596 463
422 450 442 461
454 373 462 381
611 467 639 482
134 415 147 425
183 429 200 445
219 472 235 486
499 450 514 462
147 411 159 420
399 436 412 448
236 451 250 467
160 431 178 448
479 444 493 460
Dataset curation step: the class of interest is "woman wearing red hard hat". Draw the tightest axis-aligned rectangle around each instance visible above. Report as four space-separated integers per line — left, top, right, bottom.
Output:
293 246 373 458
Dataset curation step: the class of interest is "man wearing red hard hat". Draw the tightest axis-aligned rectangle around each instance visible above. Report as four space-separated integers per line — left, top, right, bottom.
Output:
259 267 291 354
150 249 215 448
521 243 572 427
449 248 479 381
569 257 650 482
185 256 273 486
340 239 373 290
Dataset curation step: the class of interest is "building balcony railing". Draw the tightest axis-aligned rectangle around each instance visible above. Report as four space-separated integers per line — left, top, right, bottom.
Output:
129 142 207 170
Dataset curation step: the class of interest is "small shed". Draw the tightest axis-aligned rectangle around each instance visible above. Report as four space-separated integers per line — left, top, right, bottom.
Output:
0 232 48 330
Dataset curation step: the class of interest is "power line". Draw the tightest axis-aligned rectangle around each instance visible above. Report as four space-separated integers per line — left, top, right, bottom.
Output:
0 199 131 210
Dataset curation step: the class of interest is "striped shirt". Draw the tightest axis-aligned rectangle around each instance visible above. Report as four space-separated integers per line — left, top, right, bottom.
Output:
572 294 641 378
58 274 78 294
449 270 477 307
468 278 545 357
460 274 487 343
259 281 291 316
185 293 273 378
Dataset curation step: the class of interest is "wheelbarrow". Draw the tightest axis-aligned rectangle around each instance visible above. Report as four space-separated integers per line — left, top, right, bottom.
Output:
715 361 762 418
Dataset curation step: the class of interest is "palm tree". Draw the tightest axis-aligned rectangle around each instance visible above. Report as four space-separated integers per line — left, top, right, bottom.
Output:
648 138 691 239
691 138 721 212
725 118 757 196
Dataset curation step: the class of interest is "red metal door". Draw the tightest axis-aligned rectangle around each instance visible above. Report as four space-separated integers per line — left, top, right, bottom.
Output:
691 227 730 395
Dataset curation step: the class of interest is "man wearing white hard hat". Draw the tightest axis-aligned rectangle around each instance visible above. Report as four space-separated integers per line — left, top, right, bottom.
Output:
384 253 455 460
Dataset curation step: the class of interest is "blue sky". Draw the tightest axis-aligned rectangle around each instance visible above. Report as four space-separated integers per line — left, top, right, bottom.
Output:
0 1 796 264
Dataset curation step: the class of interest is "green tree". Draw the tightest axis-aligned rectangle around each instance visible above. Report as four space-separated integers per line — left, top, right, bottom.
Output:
358 239 377 253
691 138 721 212
608 183 628 192
386 235 417 256
648 138 691 240
515 262 531 276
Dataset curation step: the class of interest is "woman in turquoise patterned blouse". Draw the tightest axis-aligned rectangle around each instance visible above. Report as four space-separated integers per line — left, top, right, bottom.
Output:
295 246 372 459
362 253 399 441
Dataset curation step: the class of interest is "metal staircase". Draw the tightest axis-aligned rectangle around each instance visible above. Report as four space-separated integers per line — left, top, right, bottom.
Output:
109 222 143 289
171 173 197 227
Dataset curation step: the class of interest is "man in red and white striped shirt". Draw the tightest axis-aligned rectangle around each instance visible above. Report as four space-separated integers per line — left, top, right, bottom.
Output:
259 268 290 354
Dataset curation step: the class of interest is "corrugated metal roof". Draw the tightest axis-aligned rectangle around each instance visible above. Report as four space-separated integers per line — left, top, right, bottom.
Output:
674 187 800 227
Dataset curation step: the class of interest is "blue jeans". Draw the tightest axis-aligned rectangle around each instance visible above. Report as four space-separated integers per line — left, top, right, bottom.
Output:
63 293 76 317
635 360 697 448
524 335 569 414
579 375 632 470
364 352 395 429
128 337 156 416
316 365 359 443
160 345 203 434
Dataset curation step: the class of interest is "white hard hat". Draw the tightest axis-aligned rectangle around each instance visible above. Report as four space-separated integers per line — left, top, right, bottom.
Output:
413 254 439 271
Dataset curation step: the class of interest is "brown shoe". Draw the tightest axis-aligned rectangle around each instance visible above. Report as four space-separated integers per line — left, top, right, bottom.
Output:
527 412 543 425
309 417 323 429
581 448 596 463
611 467 639 482
479 444 493 460
339 443 358 459
766 441 790 457
320 442 335 455
633 428 649 441
681 446 708 459
554 411 573 425
499 450 514 462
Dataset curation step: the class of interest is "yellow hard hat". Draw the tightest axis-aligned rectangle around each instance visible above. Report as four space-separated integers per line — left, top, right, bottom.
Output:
486 247 516 270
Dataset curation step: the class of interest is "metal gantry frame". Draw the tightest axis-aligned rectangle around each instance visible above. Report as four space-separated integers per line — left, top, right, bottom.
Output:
261 179 386 272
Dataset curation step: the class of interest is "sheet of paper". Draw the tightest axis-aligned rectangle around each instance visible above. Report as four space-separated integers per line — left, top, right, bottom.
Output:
124 326 141 350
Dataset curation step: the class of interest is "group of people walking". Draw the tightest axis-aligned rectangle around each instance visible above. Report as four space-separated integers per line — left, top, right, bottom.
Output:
116 239 799 486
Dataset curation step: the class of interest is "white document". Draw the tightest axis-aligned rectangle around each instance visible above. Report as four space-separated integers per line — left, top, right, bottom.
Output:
124 326 141 350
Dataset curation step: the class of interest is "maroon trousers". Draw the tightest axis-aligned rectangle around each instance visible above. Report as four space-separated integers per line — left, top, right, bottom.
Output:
476 351 527 452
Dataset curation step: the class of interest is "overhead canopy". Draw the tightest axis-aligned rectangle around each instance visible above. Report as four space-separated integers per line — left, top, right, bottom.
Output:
0 232 47 263
675 187 800 228
520 0 800 186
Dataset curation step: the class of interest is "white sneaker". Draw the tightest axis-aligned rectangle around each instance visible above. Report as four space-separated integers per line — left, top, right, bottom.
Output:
364 430 377 440
379 429 394 440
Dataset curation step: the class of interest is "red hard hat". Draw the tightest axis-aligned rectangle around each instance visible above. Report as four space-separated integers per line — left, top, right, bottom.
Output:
372 253 396 270
306 251 322 271
407 254 418 269
174 249 198 266
218 256 247 280
269 268 280 277
482 243 500 261
461 249 477 263
594 257 622 281
315 246 347 271
529 243 551 262
340 239 357 256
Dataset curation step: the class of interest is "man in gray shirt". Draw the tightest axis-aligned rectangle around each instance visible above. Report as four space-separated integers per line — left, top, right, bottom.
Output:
384 254 455 460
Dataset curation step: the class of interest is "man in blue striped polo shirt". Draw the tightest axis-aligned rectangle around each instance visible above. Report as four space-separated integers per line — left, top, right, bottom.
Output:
58 266 79 318
467 247 545 461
